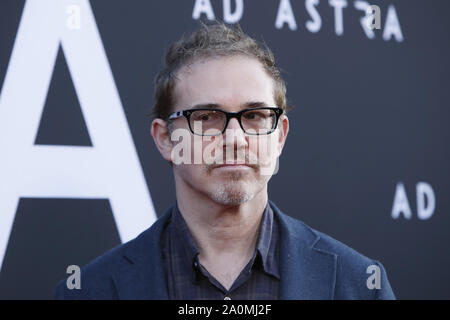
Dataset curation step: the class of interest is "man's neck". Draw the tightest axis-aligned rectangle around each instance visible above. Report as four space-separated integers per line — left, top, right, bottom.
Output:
175 178 267 256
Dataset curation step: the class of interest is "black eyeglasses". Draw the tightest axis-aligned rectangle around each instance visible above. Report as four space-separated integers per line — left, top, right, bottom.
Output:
168 107 284 136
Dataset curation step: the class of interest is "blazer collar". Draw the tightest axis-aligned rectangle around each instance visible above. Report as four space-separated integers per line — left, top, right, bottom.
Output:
113 200 337 300
112 206 172 299
269 200 337 299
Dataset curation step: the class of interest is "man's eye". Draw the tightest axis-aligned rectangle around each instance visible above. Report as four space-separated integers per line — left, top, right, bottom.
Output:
193 111 219 122
244 112 264 120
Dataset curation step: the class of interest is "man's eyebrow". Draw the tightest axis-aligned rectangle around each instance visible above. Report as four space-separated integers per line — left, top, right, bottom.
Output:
243 101 269 108
189 101 269 110
189 103 221 109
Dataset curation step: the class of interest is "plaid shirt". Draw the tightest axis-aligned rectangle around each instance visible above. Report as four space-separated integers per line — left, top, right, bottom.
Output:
161 201 280 300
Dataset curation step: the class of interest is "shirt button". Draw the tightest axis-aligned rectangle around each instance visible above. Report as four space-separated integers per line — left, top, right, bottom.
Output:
193 261 198 267
224 296 231 300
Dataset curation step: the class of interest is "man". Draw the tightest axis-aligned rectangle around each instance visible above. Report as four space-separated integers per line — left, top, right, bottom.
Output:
55 22 395 300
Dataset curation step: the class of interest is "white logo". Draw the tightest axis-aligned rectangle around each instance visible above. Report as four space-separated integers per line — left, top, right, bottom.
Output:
192 0 244 24
66 4 81 30
365 4 381 30
66 265 81 289
169 126 280 176
366 264 381 289
0 0 157 271
391 182 436 220
193 0 404 42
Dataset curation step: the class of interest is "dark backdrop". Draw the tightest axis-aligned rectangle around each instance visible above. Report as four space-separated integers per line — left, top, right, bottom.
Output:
0 0 449 299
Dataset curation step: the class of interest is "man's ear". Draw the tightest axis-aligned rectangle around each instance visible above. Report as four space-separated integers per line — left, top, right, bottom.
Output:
277 114 289 157
151 118 173 163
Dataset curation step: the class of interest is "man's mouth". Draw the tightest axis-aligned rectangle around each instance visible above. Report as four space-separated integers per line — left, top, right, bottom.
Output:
212 163 257 170
215 163 248 167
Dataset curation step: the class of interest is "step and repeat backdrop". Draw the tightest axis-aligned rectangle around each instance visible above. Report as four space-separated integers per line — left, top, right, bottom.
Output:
0 0 449 299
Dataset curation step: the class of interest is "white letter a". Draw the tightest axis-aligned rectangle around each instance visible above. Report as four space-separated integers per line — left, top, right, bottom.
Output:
0 0 156 271
275 0 298 31
391 182 412 219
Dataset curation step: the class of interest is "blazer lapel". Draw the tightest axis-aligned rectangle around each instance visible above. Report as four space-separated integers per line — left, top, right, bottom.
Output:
269 200 337 300
112 207 173 299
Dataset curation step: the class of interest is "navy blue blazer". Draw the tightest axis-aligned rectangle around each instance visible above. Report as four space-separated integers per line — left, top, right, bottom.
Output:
55 200 395 299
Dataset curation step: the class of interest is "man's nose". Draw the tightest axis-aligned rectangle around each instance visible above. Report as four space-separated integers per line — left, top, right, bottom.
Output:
223 118 247 148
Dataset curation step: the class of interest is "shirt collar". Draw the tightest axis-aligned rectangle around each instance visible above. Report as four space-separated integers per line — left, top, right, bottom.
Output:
171 201 200 262
170 200 280 283
255 203 280 279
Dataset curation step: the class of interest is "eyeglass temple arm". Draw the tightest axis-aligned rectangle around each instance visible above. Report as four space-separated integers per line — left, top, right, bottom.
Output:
168 111 184 120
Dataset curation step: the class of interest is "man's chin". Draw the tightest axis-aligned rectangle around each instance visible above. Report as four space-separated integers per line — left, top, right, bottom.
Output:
210 192 253 206
207 182 254 206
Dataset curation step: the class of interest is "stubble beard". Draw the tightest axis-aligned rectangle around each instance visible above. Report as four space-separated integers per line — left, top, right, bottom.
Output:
205 165 256 206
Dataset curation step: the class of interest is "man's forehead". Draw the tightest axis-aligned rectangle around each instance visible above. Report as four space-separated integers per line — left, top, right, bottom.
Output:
172 55 275 110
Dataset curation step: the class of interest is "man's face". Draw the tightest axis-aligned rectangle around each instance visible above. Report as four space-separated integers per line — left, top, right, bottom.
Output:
163 55 288 206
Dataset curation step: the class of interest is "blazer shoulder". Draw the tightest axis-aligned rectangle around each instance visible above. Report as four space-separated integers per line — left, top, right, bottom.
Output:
274 205 373 264
273 203 381 267
302 221 396 299
271 202 395 299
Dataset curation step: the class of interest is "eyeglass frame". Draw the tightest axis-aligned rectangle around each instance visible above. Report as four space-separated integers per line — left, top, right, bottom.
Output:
167 106 284 136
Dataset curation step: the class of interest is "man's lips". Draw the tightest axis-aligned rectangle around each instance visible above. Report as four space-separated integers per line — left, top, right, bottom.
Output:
212 163 255 169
